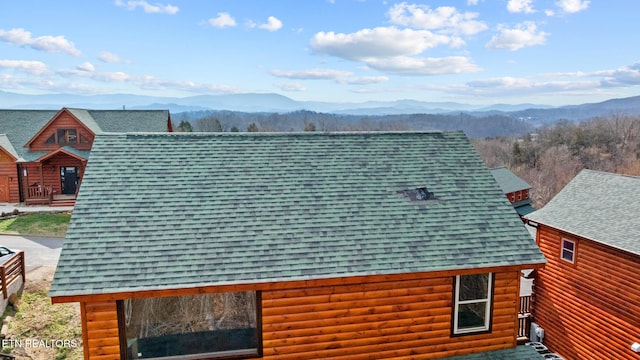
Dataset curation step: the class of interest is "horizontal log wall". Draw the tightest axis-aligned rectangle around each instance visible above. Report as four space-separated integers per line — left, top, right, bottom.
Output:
0 159 19 203
29 112 94 152
533 226 640 360
82 301 121 360
78 270 523 359
261 271 520 360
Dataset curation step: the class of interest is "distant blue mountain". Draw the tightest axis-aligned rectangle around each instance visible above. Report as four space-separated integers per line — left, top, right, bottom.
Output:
1 89 639 123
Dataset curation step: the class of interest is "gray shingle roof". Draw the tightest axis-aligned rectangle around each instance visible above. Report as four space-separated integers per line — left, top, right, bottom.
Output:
50 131 545 298
0 108 169 159
444 346 546 359
0 110 56 159
526 169 640 255
490 166 531 194
0 134 18 159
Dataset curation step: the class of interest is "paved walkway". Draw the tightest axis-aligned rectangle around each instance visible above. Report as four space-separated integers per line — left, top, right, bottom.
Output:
0 203 71 273
0 203 73 214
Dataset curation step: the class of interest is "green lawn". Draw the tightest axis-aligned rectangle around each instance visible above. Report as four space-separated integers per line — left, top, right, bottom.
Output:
0 212 72 237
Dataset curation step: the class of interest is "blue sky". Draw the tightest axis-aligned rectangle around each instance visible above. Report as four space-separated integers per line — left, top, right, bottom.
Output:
0 0 638 106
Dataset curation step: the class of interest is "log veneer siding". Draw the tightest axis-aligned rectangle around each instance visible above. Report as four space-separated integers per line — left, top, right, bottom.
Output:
0 160 19 203
76 270 524 360
261 272 520 359
533 225 640 360
28 112 94 152
82 301 121 360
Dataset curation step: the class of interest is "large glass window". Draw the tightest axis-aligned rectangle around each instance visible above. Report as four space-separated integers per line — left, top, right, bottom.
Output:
57 129 77 144
453 273 493 335
121 292 260 359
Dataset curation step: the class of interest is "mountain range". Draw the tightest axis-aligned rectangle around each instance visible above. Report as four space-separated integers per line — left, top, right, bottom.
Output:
2 90 640 124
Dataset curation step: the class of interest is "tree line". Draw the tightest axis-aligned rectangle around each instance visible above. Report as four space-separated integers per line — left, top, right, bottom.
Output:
172 110 534 138
472 113 640 208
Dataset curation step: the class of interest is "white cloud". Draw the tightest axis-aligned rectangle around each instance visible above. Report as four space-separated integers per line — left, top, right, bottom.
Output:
507 0 535 13
365 56 481 75
208 12 237 28
55 65 241 94
311 27 450 60
115 0 179 14
485 22 548 51
0 28 82 56
76 62 95 72
464 76 599 96
271 68 388 85
0 60 48 75
259 16 283 32
271 68 353 80
273 82 306 92
339 76 389 85
467 0 480 5
133 76 240 93
98 51 129 63
387 3 487 35
555 0 590 13
58 67 131 82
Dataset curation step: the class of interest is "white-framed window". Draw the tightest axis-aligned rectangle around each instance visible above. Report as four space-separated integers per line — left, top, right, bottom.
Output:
561 238 576 264
453 273 493 335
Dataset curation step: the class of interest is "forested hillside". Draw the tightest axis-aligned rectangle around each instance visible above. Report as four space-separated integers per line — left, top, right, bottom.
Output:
473 114 640 208
172 110 533 138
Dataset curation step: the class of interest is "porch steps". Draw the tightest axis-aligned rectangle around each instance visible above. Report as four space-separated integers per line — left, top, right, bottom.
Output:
51 199 75 207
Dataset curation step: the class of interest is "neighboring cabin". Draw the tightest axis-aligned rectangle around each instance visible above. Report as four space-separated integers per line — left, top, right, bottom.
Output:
50 131 546 360
525 170 640 359
490 166 535 219
0 108 172 206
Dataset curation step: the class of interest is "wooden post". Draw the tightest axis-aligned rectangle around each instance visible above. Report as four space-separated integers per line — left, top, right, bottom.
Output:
1 266 7 299
20 252 25 283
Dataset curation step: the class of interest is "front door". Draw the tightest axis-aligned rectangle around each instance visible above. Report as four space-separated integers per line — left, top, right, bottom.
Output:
60 167 78 195
0 176 9 202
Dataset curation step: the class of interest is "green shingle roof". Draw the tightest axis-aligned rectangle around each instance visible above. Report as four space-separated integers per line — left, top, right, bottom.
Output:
0 134 18 159
444 346 546 359
526 169 640 255
0 108 169 159
50 131 545 298
490 166 531 194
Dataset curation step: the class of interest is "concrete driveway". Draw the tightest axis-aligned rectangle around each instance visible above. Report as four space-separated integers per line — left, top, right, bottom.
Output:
0 234 63 273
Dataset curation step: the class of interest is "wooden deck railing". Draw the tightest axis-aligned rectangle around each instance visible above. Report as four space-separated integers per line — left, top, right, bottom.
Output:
518 295 532 340
25 184 53 205
0 251 25 299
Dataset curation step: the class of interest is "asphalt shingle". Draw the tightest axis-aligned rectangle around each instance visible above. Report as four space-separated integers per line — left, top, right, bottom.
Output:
50 131 545 297
0 108 169 160
526 169 640 255
490 166 531 194
444 345 546 359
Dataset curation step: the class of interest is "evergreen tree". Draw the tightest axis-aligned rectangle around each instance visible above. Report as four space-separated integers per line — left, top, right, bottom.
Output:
176 120 193 132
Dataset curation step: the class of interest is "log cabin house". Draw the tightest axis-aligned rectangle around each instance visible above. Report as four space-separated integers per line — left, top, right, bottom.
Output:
525 169 640 359
0 108 172 206
50 131 546 360
490 166 535 219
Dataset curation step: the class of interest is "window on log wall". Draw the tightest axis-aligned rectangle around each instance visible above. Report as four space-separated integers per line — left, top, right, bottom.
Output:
119 291 261 360
452 273 494 335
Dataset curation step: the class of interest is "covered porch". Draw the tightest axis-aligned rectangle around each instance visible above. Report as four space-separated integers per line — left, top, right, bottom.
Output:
20 148 88 206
